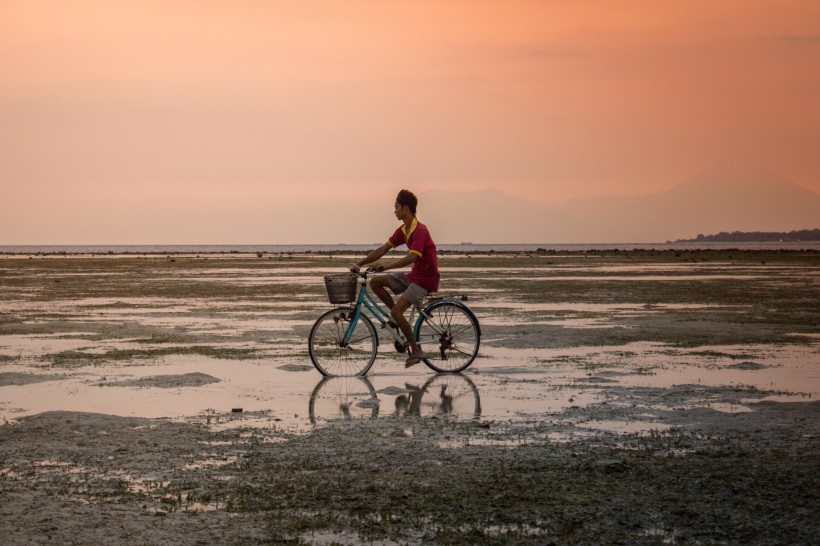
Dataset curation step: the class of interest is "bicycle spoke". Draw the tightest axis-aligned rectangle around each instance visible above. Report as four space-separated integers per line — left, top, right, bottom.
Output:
416 302 480 373
309 307 378 376
445 345 473 357
347 334 374 345
448 321 473 332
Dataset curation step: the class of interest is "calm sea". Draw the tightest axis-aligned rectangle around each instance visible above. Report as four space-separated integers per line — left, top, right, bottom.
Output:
2 242 819 254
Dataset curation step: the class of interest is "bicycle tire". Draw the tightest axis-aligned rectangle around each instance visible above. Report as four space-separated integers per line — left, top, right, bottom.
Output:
415 301 480 373
308 307 378 376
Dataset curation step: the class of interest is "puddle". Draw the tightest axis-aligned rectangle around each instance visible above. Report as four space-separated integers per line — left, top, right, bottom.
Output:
6 338 810 434
479 317 625 328
0 357 313 427
470 302 646 312
507 275 771 281
0 334 101 356
575 420 674 434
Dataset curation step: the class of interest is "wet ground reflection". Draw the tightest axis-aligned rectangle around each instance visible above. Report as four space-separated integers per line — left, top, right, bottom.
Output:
308 374 481 425
2 339 816 436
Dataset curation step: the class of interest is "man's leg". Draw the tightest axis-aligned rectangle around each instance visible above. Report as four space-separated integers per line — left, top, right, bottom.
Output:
391 296 423 359
369 275 396 310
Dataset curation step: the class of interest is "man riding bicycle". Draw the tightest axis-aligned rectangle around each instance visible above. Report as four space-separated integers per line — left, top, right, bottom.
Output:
351 189 439 367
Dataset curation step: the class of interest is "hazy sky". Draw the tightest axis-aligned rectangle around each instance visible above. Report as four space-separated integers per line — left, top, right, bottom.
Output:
2 0 819 244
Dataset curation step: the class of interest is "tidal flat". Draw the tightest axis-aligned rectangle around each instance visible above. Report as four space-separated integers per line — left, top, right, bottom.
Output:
1 250 818 544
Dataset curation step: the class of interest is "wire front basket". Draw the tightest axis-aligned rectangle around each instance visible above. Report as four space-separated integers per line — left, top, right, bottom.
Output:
324 274 357 304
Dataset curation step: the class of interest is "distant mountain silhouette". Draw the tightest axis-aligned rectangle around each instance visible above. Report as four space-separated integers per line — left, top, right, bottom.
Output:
419 164 820 243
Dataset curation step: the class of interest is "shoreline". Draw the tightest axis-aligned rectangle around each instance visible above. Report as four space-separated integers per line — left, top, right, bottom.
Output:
2 248 820 262
3 241 820 256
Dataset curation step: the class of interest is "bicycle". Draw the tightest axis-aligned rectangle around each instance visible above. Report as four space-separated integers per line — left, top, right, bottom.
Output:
308 268 481 376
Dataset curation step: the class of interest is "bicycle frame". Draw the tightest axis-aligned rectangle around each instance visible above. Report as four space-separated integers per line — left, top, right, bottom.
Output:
342 277 417 347
341 273 474 348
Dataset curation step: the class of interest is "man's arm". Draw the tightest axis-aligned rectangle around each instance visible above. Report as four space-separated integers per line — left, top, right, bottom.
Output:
354 245 418 272
355 242 392 269
379 252 417 271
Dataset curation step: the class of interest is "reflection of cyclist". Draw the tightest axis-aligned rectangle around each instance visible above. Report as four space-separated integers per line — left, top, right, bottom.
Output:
352 189 440 367
393 384 455 417
438 385 454 415
394 384 424 417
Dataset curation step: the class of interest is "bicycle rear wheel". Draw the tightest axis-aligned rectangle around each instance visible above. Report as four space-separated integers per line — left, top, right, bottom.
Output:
415 301 480 373
308 307 377 376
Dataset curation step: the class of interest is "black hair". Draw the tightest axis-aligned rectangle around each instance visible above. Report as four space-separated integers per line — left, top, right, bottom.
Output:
396 189 418 215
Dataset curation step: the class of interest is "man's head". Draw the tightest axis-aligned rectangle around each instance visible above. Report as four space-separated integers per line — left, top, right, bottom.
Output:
395 189 418 216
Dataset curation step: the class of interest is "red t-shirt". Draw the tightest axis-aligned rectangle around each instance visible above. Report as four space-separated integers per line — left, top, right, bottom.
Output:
388 218 439 292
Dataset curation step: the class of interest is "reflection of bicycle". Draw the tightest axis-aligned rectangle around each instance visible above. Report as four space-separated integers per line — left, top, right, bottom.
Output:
308 269 481 376
401 374 482 420
308 376 379 425
309 374 481 425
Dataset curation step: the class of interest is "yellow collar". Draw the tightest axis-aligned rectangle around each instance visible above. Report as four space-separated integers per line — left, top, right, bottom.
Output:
401 217 418 240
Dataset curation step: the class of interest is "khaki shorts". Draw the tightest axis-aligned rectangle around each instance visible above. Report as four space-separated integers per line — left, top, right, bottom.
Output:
383 273 429 307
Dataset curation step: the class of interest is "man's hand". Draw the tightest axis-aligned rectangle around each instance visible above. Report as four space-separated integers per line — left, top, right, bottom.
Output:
349 265 360 274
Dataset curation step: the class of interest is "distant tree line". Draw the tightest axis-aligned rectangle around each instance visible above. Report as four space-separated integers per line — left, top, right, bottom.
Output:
676 229 820 242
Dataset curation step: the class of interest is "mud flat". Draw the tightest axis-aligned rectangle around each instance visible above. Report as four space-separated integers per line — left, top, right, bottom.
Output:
1 250 819 544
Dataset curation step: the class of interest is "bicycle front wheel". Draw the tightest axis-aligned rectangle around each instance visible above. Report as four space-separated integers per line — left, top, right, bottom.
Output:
415 301 480 373
308 307 378 376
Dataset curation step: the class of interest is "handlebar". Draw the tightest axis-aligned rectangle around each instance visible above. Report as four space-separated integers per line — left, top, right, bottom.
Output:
349 266 381 278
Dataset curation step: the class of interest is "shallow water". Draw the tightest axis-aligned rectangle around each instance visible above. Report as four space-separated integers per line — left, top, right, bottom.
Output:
1 341 816 434
1 254 818 435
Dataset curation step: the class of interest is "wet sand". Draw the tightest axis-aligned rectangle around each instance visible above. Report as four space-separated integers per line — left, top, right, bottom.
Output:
1 250 819 544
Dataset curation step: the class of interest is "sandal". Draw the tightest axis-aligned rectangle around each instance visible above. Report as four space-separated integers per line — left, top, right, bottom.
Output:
404 353 427 368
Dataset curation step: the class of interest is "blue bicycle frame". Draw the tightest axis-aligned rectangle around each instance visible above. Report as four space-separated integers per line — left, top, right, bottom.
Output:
341 274 480 347
342 279 393 346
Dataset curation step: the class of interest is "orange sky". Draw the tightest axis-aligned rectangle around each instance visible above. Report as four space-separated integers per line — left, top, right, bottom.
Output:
2 1 819 243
